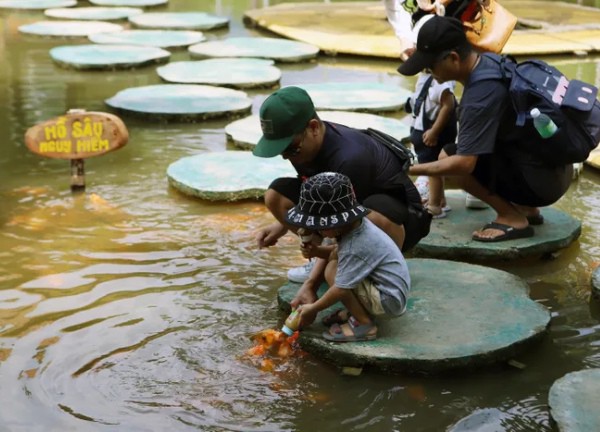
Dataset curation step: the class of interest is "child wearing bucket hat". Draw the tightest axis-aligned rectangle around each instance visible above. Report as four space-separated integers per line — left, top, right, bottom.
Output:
285 172 411 342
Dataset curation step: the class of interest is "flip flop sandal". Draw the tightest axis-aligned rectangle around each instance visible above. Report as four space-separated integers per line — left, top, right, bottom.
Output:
322 316 377 343
321 308 350 326
526 214 544 225
472 222 534 243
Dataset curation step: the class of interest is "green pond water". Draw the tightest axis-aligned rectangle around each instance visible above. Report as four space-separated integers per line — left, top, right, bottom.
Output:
0 0 599 431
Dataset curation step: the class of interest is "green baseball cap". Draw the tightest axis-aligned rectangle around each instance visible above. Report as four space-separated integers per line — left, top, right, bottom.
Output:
253 86 316 158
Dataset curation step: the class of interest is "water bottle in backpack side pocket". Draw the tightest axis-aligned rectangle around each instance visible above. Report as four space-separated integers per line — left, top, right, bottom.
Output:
531 108 558 138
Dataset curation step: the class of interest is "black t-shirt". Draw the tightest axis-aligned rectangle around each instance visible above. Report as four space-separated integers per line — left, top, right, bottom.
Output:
292 121 421 207
457 55 521 156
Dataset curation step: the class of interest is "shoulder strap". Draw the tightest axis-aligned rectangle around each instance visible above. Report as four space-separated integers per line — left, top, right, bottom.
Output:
413 75 435 118
467 53 514 86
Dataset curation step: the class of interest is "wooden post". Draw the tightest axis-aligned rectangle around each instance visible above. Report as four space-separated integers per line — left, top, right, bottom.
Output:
70 158 85 192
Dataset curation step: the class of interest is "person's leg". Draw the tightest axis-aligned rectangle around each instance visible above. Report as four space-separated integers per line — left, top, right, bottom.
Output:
427 175 445 217
324 259 372 325
365 210 406 250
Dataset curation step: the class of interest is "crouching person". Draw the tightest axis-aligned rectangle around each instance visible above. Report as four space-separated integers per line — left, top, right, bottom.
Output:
286 172 410 342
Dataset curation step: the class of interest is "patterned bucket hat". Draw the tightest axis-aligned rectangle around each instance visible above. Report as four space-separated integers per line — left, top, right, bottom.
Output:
285 172 370 230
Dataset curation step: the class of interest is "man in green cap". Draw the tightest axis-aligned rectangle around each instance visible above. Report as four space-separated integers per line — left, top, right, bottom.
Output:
253 86 430 287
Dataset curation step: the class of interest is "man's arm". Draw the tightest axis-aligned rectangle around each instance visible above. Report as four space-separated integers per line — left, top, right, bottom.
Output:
409 153 478 177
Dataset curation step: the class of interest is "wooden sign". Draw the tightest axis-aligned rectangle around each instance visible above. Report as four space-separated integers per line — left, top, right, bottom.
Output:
25 111 128 160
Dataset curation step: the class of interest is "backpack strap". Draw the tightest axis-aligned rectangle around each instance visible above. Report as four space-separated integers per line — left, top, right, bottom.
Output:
413 75 435 119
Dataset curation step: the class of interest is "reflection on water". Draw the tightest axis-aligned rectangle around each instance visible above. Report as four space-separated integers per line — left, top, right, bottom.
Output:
1 0 600 430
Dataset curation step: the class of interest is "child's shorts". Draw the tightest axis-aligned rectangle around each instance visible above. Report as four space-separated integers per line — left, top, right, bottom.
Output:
355 279 406 317
410 123 457 164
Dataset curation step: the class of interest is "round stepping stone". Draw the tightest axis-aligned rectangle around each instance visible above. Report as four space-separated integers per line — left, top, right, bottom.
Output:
157 58 280 89
448 409 508 432
90 0 167 6
412 190 581 261
129 12 229 30
298 83 411 112
278 258 550 373
225 111 410 150
50 44 170 70
549 369 600 432
105 84 252 121
592 267 600 299
188 37 319 63
167 151 296 201
45 7 143 21
89 29 205 49
19 21 123 38
0 0 75 10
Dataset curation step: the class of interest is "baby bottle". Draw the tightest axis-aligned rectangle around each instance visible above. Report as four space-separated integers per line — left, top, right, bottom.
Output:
281 309 301 336
298 228 313 247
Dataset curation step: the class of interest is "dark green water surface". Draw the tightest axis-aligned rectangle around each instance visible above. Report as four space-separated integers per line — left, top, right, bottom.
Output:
0 0 599 431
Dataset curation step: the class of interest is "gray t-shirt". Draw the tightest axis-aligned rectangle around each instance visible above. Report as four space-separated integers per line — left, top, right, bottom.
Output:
334 218 410 316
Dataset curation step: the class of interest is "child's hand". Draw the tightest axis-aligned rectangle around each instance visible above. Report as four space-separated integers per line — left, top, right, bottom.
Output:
422 129 439 147
298 304 318 328
300 242 315 259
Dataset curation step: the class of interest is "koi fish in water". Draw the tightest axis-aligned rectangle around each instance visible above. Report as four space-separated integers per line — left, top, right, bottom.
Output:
244 329 302 372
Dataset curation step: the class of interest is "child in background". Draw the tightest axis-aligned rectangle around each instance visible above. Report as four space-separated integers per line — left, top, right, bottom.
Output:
286 172 411 342
407 72 457 218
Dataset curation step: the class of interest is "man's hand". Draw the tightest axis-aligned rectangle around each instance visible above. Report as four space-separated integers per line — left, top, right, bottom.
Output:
255 223 287 248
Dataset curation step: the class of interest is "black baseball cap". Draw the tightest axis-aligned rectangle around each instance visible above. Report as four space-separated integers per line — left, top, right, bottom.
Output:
398 16 467 76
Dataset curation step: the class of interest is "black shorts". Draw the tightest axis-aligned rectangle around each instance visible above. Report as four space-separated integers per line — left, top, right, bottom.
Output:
443 144 572 206
269 177 430 252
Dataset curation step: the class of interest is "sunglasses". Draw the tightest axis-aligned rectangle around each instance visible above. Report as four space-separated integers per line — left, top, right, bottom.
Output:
282 130 306 158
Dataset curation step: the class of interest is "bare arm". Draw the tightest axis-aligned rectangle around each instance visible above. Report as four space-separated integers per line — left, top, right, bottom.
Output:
422 89 455 147
409 154 478 177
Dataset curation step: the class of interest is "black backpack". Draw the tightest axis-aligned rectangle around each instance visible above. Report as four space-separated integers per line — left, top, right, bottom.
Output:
469 53 600 166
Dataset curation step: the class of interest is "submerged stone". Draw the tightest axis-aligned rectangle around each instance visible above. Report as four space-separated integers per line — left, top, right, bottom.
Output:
298 82 410 112
188 37 319 62
50 44 170 70
19 20 123 37
129 12 229 30
105 84 252 121
157 58 281 89
90 0 167 6
167 151 296 201
225 111 410 150
592 267 600 299
0 0 75 10
45 6 143 21
549 369 600 432
412 190 581 261
278 258 550 374
448 408 510 432
89 29 205 49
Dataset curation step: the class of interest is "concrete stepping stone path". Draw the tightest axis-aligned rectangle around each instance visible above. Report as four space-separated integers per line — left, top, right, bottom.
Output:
411 190 581 261
189 37 319 63
129 12 229 30
45 7 143 21
50 44 170 70
105 84 252 121
0 0 75 10
298 82 411 113
90 0 167 6
167 151 296 201
586 146 600 170
89 30 205 49
19 20 123 38
549 369 600 432
278 258 551 373
225 111 410 150
157 58 281 89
